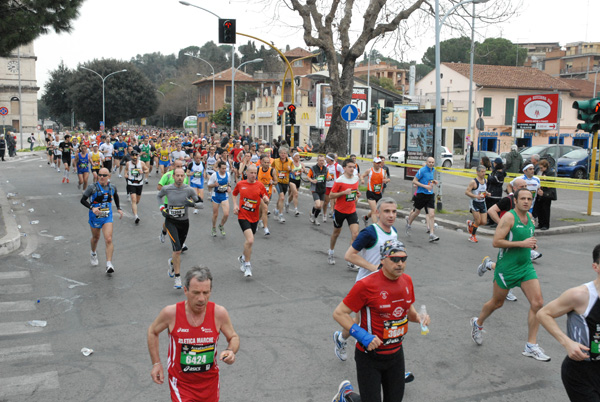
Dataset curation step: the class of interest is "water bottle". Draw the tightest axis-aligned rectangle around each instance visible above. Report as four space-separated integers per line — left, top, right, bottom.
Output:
419 305 429 335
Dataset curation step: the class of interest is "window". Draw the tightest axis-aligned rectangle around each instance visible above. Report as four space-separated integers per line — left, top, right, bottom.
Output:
293 60 303 67
225 86 232 103
483 97 492 117
10 96 19 115
504 98 515 125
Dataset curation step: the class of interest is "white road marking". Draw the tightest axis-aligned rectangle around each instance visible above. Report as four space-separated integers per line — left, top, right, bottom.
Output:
0 322 45 336
0 371 59 397
0 300 36 312
0 343 52 363
54 275 87 289
0 284 33 294
0 271 30 280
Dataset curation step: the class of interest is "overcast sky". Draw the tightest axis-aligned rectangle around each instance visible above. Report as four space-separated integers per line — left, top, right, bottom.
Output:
32 0 598 97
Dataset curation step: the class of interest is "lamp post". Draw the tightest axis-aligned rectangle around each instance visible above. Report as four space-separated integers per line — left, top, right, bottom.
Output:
185 53 216 129
155 90 165 128
79 67 127 131
435 0 489 210
231 58 263 136
366 36 382 157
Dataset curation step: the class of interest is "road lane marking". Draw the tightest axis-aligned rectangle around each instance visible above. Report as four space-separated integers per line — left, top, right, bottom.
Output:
0 271 30 280
0 343 52 363
0 284 32 294
0 371 59 398
0 322 45 336
0 300 36 312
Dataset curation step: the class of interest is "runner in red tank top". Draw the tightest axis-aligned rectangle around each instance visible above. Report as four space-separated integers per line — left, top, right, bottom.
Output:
148 267 239 402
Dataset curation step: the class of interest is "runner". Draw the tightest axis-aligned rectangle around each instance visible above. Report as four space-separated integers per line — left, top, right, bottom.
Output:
52 135 61 171
125 150 149 225
323 154 344 223
230 140 244 183
271 147 293 223
147 266 239 402
99 136 114 172
307 155 329 226
80 167 124 274
465 165 489 243
232 164 270 277
537 244 600 401
405 157 440 242
113 135 127 177
333 239 429 402
207 161 231 237
187 152 205 214
158 139 171 175
287 152 305 217
470 188 550 362
360 157 389 225
139 136 153 183
328 158 361 267
157 168 201 289
157 160 190 246
73 144 91 190
58 134 73 183
89 143 104 183
204 145 219 181
257 155 276 236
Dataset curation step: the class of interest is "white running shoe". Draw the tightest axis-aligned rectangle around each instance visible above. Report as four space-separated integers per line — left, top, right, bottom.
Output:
174 276 182 289
477 256 492 277
309 216 315 224
429 233 440 242
295 209 300 216
258 220 264 228
90 251 99 266
333 331 348 361
244 263 252 277
264 228 270 236
506 289 518 301
322 215 327 223
279 214 285 223
118 174 122 178
531 249 543 261
238 255 245 272
106 262 115 274
159 231 166 243
405 216 412 236
168 258 174 278
470 317 483 345
285 201 290 213
193 209 199 214
328 251 335 265
347 262 359 272
522 343 551 362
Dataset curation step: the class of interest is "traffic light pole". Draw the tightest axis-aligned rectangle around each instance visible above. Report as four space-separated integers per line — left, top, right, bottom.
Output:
588 130 598 215
376 107 381 156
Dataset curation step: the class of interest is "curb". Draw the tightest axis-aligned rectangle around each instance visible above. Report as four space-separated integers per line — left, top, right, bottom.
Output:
0 186 21 256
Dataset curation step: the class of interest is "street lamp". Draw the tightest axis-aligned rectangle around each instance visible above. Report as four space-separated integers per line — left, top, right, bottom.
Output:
155 89 165 128
178 1 221 18
231 58 263 136
79 67 127 131
435 0 489 210
185 53 216 129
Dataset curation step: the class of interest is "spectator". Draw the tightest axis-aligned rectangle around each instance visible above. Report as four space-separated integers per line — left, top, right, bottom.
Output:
6 132 16 157
530 154 540 174
0 134 6 161
28 133 35 151
535 159 556 230
481 156 492 171
504 144 523 174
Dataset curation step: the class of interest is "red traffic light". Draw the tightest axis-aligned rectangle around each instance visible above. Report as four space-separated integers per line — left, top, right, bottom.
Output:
287 104 296 112
595 102 600 113
224 21 232 29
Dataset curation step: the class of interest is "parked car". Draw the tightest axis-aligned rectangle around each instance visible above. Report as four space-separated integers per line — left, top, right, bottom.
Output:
557 148 598 179
467 150 500 169
389 146 453 168
520 144 582 168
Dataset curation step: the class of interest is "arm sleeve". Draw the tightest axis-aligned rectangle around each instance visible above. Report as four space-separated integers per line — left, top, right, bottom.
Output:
80 185 94 209
157 187 167 207
112 185 121 210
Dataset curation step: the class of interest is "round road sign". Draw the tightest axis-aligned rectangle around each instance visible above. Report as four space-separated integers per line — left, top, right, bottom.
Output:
0 107 8 116
277 101 285 116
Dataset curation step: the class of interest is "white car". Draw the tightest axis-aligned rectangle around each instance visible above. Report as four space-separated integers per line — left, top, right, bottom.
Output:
389 146 453 168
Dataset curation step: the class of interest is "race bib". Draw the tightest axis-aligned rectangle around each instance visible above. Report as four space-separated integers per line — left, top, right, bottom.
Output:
105 156 112 160
180 343 215 373
98 207 110 218
79 162 88 170
345 191 357 202
242 197 257 212
382 317 408 346
131 169 140 177
316 175 325 182
278 172 287 179
194 172 202 178
168 206 185 217
216 184 228 193
373 184 382 192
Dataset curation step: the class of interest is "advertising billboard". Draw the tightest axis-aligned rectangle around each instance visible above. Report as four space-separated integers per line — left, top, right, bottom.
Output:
404 109 435 179
316 84 370 130
393 104 419 133
516 93 560 130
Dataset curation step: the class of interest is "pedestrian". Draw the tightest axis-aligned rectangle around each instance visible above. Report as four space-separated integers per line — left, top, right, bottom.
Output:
147 266 239 402
0 134 6 161
465 165 488 243
405 157 439 242
80 167 124 274
28 133 35 151
486 157 506 226
504 144 523 174
333 239 430 402
470 188 551 362
537 244 600 402
481 155 492 171
535 159 556 230
6 132 16 157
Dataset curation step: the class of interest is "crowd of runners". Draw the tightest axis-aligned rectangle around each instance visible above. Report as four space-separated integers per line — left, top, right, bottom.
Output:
35 127 598 401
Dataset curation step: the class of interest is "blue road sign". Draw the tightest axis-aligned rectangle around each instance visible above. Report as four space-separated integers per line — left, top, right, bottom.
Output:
341 104 359 122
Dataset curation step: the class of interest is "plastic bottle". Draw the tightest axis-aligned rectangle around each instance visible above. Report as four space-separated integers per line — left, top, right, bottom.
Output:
419 305 429 335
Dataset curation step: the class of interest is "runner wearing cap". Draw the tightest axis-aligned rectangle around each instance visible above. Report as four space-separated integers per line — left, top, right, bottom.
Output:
360 157 389 226
507 164 541 213
287 152 305 217
323 153 344 223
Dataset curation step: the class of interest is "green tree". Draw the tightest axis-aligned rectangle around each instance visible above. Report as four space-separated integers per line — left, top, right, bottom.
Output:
475 37 527 66
421 37 472 68
41 61 74 127
70 59 158 130
0 0 85 56
130 52 178 85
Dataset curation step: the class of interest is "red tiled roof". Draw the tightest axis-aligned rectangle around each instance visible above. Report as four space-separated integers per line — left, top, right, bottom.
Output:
560 78 596 98
192 68 255 85
443 63 573 91
284 47 313 58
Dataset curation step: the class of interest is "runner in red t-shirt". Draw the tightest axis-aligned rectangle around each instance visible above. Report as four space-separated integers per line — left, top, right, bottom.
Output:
333 240 430 402
232 164 269 278
327 158 361 267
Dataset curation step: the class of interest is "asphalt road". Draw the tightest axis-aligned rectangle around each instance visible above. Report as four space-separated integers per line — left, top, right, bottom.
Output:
0 154 598 401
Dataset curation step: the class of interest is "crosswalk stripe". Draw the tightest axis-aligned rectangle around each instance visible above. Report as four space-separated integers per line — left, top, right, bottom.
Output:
0 300 36 312
0 322 45 336
0 371 59 397
0 284 32 294
0 343 52 363
0 271 30 280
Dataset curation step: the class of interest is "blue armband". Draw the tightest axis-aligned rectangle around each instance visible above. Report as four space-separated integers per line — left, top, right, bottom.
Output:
350 323 375 348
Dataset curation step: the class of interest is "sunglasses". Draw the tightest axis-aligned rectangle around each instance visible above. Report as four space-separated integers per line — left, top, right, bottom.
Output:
389 256 407 263
98 174 109 177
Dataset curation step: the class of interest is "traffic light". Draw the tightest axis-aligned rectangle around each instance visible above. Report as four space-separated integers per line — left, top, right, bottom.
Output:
573 98 600 133
287 104 296 125
380 107 393 126
218 19 236 44
226 112 232 125
277 114 282 125
369 107 378 126
285 112 290 125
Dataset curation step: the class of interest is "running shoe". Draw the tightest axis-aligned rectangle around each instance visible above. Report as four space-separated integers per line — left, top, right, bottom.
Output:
106 262 115 274
62 177 65 183
258 220 264 228
244 263 252 277
145 179 149 184
295 209 300 216
159 231 166 243
405 372 415 383
168 258 174 278
182 244 188 252
309 215 315 224
274 209 280 217
238 255 245 272
347 262 358 271
285 201 290 213
429 233 439 242
193 209 199 214
531 250 543 261
77 183 81 190
66 178 69 183
278 214 285 223
522 343 551 362
467 220 473 234
135 216 140 225
118 174 122 178
468 235 478 243
211 227 217 237
219 224 226 236
174 276 182 289
405 216 412 236
264 228 270 236
90 251 99 266
333 331 347 361
315 219 321 226
328 251 335 265
506 289 518 302
362 215 369 227
332 380 353 402
322 215 327 223
470 317 483 345
328 211 333 219
477 256 492 277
